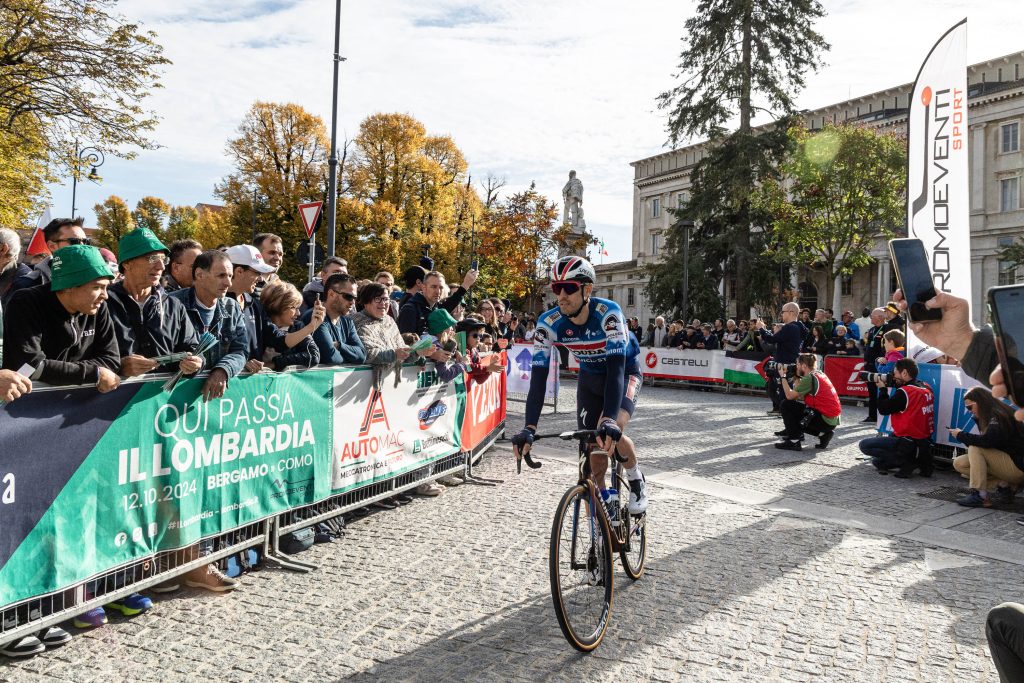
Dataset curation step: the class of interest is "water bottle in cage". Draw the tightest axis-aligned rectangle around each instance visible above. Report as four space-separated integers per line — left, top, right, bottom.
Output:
601 488 620 527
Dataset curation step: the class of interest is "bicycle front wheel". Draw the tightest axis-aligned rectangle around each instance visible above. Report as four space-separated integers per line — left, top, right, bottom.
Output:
549 484 614 652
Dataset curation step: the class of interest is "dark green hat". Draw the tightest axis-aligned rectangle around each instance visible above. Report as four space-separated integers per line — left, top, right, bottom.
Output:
427 307 458 335
118 227 168 264
50 245 113 292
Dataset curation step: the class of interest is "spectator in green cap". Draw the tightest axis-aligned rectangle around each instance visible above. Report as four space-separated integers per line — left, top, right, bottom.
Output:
105 228 204 378
2 245 120 390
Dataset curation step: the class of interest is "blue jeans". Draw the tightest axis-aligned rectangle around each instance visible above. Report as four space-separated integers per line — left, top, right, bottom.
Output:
858 436 913 471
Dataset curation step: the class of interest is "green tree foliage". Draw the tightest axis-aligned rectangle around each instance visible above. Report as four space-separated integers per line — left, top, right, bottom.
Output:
0 114 52 227
166 205 199 242
656 0 829 318
93 195 134 254
131 196 170 236
756 123 907 308
0 0 169 168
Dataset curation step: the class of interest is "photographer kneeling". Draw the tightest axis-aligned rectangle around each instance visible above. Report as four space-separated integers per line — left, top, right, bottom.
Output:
774 354 842 451
857 358 935 477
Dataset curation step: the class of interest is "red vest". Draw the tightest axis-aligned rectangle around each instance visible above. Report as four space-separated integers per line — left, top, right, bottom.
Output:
804 371 842 418
890 383 934 439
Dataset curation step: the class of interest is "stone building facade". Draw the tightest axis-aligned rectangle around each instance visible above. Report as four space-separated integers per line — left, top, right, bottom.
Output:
599 51 1024 325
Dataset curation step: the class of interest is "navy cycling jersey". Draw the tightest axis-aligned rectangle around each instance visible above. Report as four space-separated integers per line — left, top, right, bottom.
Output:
531 298 640 374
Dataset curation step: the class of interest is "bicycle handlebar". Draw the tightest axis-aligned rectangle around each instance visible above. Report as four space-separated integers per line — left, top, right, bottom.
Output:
532 430 598 442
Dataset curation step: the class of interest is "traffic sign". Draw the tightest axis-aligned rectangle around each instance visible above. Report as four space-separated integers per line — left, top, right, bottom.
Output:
298 201 323 239
296 241 326 268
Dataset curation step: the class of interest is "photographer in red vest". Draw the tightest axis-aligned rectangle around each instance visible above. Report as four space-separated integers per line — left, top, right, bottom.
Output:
857 357 935 477
775 353 842 451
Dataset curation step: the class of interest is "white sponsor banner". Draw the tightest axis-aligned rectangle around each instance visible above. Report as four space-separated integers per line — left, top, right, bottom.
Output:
567 346 725 381
506 343 558 398
330 363 460 492
877 362 982 446
906 20 971 323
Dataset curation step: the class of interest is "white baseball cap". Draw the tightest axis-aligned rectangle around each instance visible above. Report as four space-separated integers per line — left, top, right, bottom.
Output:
225 244 276 274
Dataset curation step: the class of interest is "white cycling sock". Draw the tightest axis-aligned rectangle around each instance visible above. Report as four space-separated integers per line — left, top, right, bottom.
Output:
625 465 642 481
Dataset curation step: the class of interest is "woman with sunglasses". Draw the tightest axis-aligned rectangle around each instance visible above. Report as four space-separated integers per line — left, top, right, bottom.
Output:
476 299 502 351
510 256 649 515
951 386 1024 507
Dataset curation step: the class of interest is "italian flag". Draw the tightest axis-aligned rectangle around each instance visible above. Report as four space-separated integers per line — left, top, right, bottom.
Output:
723 351 769 388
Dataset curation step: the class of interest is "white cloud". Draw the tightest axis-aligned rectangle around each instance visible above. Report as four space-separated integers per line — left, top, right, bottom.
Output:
52 0 1024 267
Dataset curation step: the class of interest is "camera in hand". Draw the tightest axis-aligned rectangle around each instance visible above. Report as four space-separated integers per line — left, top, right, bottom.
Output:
859 371 895 387
765 360 797 375
441 339 458 353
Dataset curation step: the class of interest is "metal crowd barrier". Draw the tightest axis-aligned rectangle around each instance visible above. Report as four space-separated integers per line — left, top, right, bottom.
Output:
0 365 507 649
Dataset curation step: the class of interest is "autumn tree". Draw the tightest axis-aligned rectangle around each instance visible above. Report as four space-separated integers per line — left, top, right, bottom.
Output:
756 123 906 309
0 0 169 169
0 114 52 226
656 0 829 318
215 101 330 282
131 196 170 236
93 195 135 253
166 205 199 242
194 205 242 251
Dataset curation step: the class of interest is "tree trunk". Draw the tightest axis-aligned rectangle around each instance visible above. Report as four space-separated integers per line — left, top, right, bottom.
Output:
732 0 755 320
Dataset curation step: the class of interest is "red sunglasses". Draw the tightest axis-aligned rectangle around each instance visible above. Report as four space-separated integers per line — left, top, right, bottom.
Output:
551 281 580 295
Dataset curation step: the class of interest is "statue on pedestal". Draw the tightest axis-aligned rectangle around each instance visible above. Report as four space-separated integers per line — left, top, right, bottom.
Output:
562 170 585 230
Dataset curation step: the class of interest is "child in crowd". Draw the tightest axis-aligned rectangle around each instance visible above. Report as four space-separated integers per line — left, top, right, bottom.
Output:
459 315 504 386
426 308 467 383
882 329 906 363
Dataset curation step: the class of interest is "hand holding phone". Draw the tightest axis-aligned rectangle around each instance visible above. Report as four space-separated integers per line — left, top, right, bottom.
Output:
889 238 942 323
989 284 1024 407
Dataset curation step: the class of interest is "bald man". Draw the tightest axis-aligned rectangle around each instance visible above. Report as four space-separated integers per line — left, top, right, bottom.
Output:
863 307 888 422
756 302 805 415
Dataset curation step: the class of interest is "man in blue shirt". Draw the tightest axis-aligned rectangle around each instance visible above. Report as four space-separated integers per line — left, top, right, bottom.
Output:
302 272 365 365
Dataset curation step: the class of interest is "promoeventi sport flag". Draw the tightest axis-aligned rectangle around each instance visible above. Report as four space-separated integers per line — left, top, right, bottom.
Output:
906 20 971 316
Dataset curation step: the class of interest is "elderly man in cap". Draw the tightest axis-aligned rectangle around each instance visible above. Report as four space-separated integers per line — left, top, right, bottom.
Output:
840 310 861 345
169 250 249 402
105 228 204 379
2 245 120 391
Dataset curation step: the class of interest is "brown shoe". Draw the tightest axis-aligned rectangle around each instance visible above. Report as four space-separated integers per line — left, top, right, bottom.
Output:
184 563 239 592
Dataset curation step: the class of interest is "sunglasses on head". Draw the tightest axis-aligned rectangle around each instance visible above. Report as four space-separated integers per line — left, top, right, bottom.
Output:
550 281 580 295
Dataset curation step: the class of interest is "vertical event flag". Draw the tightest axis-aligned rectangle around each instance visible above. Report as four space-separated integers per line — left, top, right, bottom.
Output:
906 20 970 321
600 239 608 257
26 207 51 256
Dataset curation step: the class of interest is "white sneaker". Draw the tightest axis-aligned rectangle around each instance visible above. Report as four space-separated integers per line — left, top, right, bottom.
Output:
415 482 444 496
627 474 649 515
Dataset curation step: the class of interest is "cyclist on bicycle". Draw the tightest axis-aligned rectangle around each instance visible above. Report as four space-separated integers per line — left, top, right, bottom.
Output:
510 255 649 515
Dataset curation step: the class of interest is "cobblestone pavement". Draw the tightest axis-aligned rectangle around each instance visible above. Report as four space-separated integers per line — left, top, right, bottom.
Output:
2 382 1020 682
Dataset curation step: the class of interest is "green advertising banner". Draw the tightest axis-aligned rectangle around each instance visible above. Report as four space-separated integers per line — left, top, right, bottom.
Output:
0 364 469 607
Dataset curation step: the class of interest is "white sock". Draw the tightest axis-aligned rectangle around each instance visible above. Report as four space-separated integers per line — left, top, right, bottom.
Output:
626 465 642 481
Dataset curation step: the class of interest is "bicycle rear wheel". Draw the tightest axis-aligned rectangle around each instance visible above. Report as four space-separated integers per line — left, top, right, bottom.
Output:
613 472 647 580
549 484 614 652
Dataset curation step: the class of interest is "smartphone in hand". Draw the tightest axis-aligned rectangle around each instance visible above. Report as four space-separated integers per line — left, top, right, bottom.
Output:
889 238 942 323
988 284 1024 406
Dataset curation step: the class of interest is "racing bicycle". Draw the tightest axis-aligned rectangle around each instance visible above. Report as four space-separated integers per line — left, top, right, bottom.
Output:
526 430 647 652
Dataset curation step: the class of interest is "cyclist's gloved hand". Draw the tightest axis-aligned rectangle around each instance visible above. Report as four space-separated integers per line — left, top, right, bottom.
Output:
510 427 535 451
597 418 622 443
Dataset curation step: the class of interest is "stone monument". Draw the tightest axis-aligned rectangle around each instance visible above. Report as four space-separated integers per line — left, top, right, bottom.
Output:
560 170 588 258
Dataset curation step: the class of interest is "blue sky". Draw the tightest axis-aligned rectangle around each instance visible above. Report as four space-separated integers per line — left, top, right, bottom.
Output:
48 0 1024 265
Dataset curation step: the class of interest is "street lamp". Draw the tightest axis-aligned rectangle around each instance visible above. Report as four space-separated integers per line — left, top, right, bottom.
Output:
326 0 347 257
679 219 694 320
71 141 104 217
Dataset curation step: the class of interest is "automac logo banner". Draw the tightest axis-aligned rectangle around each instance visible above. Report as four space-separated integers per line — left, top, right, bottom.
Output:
906 20 971 313
331 364 462 493
0 370 334 606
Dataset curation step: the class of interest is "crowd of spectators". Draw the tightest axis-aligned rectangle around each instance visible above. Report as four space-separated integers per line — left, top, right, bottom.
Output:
0 219 510 658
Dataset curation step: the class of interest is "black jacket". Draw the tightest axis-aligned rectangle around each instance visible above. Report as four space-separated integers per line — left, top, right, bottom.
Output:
0 263 31 307
397 292 434 335
105 282 199 373
957 418 1024 470
9 257 52 295
168 288 250 378
759 321 804 363
2 284 120 385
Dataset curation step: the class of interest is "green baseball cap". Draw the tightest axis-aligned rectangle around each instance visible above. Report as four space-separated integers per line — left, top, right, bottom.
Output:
50 245 114 292
118 227 168 264
427 307 458 335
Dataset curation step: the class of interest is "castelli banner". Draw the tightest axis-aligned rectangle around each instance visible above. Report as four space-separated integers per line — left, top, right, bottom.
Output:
822 355 869 399
906 20 971 317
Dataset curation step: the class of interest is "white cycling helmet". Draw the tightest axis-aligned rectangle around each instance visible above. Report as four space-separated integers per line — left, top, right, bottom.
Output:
551 255 596 284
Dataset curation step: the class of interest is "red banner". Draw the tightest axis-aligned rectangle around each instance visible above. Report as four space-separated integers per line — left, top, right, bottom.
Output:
823 355 869 398
461 353 507 451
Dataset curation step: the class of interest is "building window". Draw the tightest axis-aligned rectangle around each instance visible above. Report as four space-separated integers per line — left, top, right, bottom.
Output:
606 289 614 300
841 274 853 296
651 197 661 218
1002 122 1020 153
999 261 1019 286
627 288 635 306
1001 177 1020 212
999 236 1016 248
651 233 659 257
